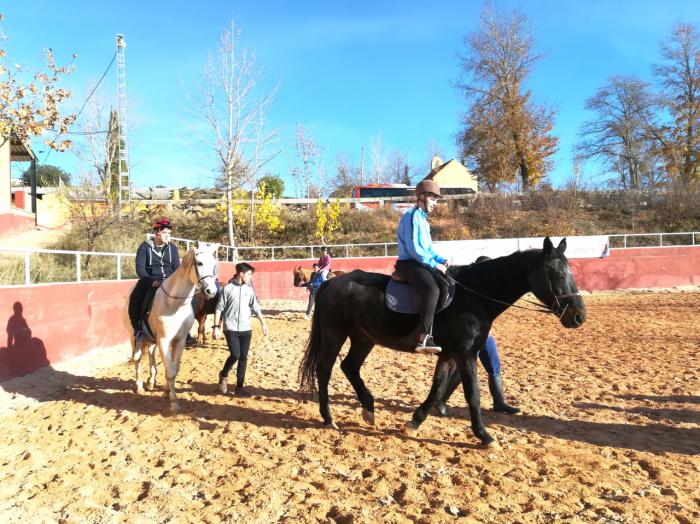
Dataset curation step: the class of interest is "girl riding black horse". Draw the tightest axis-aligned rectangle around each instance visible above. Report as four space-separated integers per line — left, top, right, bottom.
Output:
299 237 586 446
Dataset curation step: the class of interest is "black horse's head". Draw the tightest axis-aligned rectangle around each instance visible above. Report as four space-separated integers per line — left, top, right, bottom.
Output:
528 237 586 329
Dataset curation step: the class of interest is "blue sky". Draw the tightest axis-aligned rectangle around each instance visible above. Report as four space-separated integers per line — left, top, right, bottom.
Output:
3 1 699 195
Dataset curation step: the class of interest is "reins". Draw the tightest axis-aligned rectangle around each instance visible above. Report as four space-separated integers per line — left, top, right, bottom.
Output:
160 251 217 301
443 270 580 318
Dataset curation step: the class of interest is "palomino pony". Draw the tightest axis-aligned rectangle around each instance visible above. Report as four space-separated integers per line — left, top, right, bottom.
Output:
292 266 345 287
299 237 586 446
124 242 219 412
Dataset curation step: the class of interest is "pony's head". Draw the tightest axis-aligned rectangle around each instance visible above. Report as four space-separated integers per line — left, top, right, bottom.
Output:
184 242 219 299
293 265 306 287
528 237 586 329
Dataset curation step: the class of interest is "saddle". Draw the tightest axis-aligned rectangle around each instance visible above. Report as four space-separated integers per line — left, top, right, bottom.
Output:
385 268 455 315
137 287 159 342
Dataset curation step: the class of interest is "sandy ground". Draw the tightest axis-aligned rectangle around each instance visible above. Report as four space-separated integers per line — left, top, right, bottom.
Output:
0 290 698 523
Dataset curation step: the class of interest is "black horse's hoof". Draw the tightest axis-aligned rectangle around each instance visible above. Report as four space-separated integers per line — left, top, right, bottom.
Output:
404 421 420 437
493 404 521 414
480 435 498 448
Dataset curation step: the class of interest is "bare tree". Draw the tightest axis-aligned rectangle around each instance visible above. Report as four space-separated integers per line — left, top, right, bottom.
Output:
291 123 320 198
69 90 122 211
577 76 661 189
330 152 360 196
654 22 700 187
456 3 558 191
185 22 277 248
386 148 409 184
370 132 387 183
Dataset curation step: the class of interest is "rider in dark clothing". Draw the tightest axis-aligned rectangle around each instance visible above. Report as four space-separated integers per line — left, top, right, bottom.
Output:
128 218 180 340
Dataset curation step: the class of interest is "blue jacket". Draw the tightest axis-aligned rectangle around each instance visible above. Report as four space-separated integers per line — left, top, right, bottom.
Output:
135 240 181 281
308 271 325 291
397 207 446 268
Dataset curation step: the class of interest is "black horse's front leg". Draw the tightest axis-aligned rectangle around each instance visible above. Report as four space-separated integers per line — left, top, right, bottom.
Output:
435 361 460 417
456 354 495 446
406 357 453 435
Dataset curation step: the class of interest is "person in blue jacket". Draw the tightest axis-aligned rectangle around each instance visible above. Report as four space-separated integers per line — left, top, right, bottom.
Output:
302 263 325 320
395 179 448 354
128 218 181 341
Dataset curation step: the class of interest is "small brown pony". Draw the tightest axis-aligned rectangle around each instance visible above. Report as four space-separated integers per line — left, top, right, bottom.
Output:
293 266 345 287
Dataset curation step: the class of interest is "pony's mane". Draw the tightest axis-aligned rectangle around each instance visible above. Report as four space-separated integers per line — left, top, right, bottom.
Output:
181 247 196 269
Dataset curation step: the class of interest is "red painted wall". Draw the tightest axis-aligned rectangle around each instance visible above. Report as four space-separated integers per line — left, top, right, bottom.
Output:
1 247 698 380
0 212 35 239
0 281 133 380
569 246 700 291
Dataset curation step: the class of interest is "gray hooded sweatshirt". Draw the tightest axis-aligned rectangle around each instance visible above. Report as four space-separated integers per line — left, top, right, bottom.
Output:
216 279 262 332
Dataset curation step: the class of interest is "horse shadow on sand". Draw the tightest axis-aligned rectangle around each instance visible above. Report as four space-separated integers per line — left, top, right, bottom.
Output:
392 394 700 455
2 368 474 448
4 363 697 454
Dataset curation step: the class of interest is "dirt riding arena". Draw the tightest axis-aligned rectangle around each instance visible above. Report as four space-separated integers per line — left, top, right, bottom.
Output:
0 290 698 523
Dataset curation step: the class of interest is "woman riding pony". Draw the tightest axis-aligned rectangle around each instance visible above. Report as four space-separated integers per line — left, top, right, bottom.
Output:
128 218 180 342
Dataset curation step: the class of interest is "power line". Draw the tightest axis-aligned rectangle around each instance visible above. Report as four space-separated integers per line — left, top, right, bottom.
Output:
76 50 117 118
43 50 118 165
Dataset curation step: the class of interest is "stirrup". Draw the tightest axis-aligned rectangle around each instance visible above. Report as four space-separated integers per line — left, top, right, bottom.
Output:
415 334 441 354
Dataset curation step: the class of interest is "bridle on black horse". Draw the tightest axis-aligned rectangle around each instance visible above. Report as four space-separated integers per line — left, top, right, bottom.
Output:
443 262 580 319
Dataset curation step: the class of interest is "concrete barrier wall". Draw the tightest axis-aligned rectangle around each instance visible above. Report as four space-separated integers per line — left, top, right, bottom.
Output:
0 281 133 380
1 246 698 380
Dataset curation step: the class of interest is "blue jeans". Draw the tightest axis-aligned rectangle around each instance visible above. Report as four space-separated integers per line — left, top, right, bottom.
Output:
478 334 501 376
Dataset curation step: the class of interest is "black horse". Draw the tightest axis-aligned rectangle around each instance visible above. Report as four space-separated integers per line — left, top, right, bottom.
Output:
299 237 586 446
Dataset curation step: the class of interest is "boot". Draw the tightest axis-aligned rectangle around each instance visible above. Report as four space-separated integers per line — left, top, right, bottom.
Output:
218 372 228 395
488 373 521 414
415 334 441 354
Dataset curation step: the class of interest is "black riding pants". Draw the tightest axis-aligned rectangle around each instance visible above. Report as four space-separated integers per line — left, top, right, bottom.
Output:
394 259 440 337
128 277 158 331
221 330 252 388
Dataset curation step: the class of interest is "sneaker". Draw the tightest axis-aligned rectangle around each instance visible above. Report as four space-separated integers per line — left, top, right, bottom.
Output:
303 314 310 320
218 373 228 395
234 386 251 398
415 334 442 355
185 333 196 347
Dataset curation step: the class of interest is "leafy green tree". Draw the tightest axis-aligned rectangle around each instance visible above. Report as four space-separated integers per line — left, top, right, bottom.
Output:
257 174 284 198
21 164 71 186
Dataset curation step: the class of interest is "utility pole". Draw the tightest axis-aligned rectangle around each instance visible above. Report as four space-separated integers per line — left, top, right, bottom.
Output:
116 34 131 207
360 146 364 185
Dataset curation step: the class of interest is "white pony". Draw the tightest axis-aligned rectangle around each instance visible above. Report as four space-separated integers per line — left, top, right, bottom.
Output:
123 242 219 413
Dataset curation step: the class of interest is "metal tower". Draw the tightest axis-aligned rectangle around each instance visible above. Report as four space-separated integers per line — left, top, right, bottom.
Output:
116 34 130 205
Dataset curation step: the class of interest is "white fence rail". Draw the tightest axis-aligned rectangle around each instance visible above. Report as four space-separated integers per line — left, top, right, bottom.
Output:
2 231 699 286
608 232 698 249
0 247 135 286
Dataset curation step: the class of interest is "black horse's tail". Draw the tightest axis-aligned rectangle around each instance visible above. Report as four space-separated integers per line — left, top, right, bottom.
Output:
298 286 326 392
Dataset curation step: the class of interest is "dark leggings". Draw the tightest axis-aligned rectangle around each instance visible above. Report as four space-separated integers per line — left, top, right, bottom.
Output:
221 330 252 388
394 259 440 336
305 288 317 316
128 277 157 331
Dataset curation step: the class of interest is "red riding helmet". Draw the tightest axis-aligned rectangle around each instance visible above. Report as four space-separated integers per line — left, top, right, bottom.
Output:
153 218 173 231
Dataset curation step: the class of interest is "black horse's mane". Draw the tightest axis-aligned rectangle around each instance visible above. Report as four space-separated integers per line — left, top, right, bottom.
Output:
448 248 544 286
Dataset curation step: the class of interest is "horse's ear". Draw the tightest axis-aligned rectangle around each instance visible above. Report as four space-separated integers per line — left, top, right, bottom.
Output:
557 238 567 256
543 236 554 257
